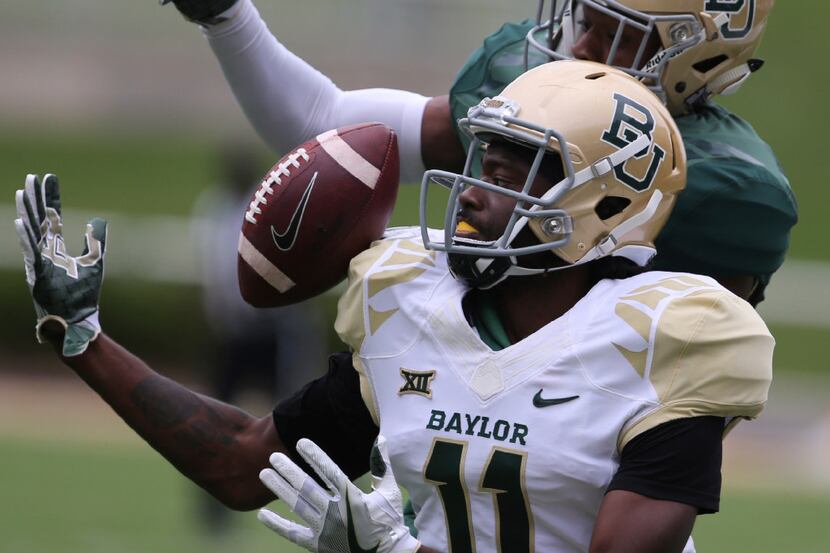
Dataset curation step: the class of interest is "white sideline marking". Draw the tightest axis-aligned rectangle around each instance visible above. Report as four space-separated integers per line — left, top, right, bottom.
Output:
316 129 381 189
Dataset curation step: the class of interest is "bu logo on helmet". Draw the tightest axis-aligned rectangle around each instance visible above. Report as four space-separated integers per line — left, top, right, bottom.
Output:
601 93 666 192
705 0 756 39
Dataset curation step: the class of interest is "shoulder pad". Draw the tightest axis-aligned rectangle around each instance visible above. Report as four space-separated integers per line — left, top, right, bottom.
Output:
334 228 443 352
613 274 773 448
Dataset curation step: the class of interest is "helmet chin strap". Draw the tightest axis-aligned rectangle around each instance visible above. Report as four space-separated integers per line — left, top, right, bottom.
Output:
708 63 754 96
576 188 664 264
553 2 578 57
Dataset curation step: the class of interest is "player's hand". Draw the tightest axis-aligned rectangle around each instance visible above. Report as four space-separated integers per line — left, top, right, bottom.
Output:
258 436 420 553
159 0 239 25
14 174 107 357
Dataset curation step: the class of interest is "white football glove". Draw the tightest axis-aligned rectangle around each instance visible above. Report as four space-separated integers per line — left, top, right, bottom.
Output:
14 174 106 357
258 436 420 553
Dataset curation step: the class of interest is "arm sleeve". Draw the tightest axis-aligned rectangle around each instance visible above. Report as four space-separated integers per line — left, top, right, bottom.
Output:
272 352 379 480
200 0 429 184
607 416 724 514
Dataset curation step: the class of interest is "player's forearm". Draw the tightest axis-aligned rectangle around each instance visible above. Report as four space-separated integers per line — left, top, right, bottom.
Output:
62 333 278 509
200 0 324 154
200 0 429 183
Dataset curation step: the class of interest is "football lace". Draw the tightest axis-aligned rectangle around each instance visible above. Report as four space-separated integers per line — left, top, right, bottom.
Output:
245 148 310 224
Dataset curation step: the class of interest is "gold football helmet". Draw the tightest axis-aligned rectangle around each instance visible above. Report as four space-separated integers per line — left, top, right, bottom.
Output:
527 0 775 114
420 60 686 289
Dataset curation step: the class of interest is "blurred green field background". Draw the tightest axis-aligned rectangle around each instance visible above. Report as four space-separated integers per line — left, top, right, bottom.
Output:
0 1 828 552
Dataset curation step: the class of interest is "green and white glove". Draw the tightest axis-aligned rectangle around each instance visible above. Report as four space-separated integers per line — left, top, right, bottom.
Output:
258 436 421 553
14 174 107 357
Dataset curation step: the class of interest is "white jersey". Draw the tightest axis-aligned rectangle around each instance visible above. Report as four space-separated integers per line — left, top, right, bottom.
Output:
335 228 773 553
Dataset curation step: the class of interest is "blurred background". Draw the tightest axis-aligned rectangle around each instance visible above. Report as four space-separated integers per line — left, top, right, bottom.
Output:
0 1 827 551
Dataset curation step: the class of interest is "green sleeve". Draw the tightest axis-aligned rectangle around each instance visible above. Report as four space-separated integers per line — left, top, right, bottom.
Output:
448 19 546 150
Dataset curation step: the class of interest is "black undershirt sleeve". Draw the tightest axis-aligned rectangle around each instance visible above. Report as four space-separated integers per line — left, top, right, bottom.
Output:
607 416 725 514
272 352 379 480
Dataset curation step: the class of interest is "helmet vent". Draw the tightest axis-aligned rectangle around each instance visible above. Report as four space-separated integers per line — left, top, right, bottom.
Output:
693 55 728 74
595 196 631 221
585 72 607 80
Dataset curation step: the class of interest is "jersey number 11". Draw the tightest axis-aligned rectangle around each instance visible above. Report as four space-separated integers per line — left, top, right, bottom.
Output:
424 438 533 553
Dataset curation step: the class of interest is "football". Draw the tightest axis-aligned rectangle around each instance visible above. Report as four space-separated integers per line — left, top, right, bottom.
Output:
237 122 399 307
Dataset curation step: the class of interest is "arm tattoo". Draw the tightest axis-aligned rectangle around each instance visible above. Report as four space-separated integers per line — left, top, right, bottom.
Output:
130 374 246 455
131 376 203 428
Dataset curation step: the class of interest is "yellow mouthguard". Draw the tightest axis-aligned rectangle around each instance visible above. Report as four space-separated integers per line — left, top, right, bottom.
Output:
455 221 479 234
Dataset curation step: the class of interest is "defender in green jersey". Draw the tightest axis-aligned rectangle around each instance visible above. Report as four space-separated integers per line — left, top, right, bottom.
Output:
162 0 796 303
449 3 796 305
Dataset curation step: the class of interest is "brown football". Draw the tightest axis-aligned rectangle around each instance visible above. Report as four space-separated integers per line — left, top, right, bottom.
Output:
238 122 399 307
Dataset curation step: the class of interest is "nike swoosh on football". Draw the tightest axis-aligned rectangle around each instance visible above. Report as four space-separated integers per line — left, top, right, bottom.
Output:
533 389 579 408
271 171 318 252
346 494 379 553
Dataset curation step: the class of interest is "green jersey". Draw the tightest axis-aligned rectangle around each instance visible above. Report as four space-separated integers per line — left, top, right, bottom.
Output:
448 20 798 300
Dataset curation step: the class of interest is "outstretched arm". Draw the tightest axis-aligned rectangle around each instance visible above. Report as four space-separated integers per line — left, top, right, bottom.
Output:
63 333 281 510
167 0 465 180
15 173 282 510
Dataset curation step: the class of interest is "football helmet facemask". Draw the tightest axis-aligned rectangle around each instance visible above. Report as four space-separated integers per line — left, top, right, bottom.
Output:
420 60 685 289
527 0 774 114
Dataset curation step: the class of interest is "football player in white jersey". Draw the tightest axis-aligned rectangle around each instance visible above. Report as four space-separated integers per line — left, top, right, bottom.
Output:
15 60 772 552
255 60 772 553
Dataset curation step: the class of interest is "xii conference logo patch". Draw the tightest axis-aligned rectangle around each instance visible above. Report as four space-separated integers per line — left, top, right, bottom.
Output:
399 368 436 398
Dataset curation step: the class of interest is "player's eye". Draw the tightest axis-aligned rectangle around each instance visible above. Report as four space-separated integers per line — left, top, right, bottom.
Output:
497 177 527 192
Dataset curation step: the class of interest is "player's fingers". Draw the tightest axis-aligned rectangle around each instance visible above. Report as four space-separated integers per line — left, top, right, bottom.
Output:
370 435 398 494
15 218 41 284
259 465 301 510
296 438 350 496
15 218 38 257
23 174 47 230
88 218 107 248
257 508 315 550
79 218 107 263
15 190 42 244
265 452 330 514
43 174 62 216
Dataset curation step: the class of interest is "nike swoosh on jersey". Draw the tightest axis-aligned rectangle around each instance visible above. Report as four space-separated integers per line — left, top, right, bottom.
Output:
346 494 379 553
271 171 317 252
532 389 580 408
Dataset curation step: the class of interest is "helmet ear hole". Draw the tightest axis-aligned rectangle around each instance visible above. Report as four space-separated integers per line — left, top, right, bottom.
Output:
693 54 728 74
595 196 631 221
